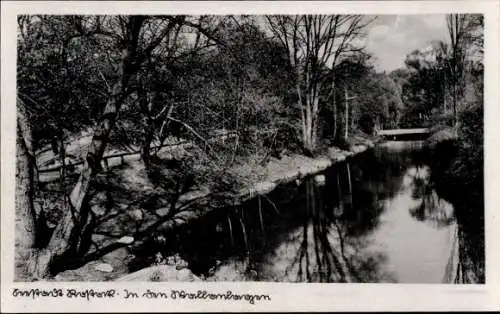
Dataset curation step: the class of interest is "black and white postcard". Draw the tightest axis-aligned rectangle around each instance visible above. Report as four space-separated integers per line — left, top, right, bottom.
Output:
1 0 499 312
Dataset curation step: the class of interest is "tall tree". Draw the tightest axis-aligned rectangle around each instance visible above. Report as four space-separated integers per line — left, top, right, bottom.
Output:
447 14 467 126
266 15 371 154
402 44 450 127
446 14 483 126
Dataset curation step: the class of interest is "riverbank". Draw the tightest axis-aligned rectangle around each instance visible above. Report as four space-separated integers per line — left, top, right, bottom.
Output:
423 125 485 284
52 133 380 281
425 126 458 148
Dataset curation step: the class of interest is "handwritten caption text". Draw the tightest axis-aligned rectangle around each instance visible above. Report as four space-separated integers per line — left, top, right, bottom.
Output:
12 288 271 305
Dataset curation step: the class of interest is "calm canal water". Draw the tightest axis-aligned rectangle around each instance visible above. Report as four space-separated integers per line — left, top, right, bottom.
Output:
137 141 482 283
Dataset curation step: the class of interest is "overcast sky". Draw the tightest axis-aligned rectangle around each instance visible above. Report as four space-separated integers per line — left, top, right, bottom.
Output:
365 15 449 73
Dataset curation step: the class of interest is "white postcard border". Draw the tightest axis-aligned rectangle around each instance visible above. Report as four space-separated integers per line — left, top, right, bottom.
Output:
2 1 499 312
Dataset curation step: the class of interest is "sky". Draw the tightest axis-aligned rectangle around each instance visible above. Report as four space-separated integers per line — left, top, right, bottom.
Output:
365 15 449 73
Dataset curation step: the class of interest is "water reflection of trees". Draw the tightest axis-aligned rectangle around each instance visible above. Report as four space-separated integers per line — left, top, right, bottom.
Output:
257 146 482 283
293 181 350 282
145 143 482 283
247 148 426 282
283 146 468 283
275 178 397 283
405 162 484 284
407 165 455 227
333 148 420 237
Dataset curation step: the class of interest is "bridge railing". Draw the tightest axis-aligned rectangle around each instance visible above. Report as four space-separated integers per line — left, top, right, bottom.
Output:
377 128 430 136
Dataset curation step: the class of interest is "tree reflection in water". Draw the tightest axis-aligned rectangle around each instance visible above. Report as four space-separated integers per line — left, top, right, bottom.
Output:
254 157 403 283
145 142 483 284
268 144 482 283
405 162 484 284
407 165 455 227
293 180 349 282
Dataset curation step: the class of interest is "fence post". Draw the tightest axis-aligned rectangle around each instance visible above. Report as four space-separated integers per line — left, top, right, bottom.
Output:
103 158 109 171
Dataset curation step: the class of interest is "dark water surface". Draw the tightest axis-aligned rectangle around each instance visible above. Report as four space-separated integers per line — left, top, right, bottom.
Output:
138 141 483 283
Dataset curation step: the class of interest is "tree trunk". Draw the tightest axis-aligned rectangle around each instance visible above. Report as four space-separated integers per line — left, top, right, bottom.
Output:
141 124 155 171
346 162 352 195
303 100 314 155
16 106 37 257
311 91 319 152
138 83 155 170
351 106 355 131
453 81 458 128
16 104 57 280
442 73 447 115
332 81 337 140
58 131 66 188
344 86 349 140
300 87 320 156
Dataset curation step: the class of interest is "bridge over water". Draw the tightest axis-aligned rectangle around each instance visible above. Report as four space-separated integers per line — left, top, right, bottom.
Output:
377 128 431 141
